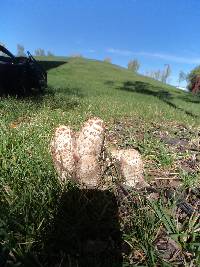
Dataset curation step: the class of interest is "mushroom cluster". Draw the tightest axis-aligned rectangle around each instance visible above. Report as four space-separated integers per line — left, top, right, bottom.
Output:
51 118 147 189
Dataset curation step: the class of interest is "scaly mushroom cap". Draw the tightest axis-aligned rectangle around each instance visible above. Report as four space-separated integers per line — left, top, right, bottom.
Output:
110 148 147 188
76 118 105 187
50 126 77 183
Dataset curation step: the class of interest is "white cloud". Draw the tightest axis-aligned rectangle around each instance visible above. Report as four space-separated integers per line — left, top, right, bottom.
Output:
106 48 200 64
87 49 96 53
107 48 133 56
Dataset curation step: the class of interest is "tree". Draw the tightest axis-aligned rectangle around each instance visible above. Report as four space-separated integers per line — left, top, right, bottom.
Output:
47 51 54 56
145 69 162 81
187 66 200 93
35 48 46 56
17 44 26 57
146 65 171 83
128 59 140 72
151 70 162 81
178 71 187 86
104 57 112 63
161 64 171 83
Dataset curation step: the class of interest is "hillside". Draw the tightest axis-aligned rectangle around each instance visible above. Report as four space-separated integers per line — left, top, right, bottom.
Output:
45 57 199 125
0 57 199 266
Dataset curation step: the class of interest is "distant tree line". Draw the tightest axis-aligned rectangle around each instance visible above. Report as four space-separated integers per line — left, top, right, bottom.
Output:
16 44 55 57
145 64 171 84
126 59 172 84
103 57 173 84
0 42 55 57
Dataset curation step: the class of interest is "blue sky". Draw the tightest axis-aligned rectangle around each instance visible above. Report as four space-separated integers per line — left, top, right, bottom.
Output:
1 0 200 86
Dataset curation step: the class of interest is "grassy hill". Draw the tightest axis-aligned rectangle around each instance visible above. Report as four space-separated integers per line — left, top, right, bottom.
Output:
47 57 199 125
0 57 199 266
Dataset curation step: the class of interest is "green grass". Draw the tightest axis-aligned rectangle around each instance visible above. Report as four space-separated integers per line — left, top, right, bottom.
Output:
0 57 199 266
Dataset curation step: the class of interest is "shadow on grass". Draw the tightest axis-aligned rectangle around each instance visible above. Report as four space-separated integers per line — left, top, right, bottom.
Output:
54 87 85 98
0 86 83 113
179 94 200 104
29 87 83 112
38 61 67 72
38 187 122 267
0 85 46 98
118 81 198 118
104 80 115 86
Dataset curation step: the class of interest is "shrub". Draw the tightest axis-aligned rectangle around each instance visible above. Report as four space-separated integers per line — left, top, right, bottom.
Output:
187 65 200 92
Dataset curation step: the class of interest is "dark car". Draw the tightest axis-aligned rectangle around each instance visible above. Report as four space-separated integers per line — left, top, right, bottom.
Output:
0 45 47 96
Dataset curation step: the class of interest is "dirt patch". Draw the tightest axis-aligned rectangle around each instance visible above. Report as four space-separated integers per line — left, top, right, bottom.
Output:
106 119 199 189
